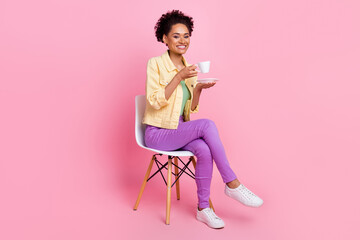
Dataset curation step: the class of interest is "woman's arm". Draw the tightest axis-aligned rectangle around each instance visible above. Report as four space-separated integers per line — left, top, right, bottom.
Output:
166 65 199 100
191 86 202 111
165 74 182 100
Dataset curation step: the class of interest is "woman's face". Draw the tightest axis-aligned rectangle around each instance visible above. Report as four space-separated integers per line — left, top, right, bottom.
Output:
163 23 190 55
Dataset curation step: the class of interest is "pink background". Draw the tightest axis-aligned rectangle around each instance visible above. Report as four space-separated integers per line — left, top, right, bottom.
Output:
1 0 360 239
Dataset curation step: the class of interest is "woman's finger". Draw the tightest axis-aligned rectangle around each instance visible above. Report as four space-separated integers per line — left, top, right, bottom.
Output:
204 82 216 88
188 73 198 77
190 64 198 70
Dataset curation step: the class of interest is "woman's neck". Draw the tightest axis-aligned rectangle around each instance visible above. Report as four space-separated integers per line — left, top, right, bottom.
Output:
168 50 184 66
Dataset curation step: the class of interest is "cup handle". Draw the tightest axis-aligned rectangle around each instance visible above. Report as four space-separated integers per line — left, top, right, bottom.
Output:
194 64 201 72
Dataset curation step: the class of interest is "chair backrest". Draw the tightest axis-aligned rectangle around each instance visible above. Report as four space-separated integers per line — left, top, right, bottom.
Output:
134 94 194 157
135 95 147 148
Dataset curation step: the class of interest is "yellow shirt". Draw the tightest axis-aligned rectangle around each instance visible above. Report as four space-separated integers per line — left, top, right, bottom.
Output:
142 50 199 129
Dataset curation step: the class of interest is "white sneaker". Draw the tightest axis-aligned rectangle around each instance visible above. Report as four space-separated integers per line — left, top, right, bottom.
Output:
225 183 264 207
196 207 225 229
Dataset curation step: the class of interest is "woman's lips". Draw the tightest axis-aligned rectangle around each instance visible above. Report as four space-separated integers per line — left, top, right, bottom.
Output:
177 45 186 49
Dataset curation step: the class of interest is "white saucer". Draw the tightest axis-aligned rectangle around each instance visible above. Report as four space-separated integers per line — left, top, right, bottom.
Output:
197 78 219 83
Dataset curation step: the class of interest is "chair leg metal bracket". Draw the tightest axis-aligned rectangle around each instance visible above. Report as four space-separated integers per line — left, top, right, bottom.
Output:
146 154 196 188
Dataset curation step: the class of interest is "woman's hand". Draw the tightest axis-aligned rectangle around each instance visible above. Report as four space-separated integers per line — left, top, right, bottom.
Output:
177 64 198 80
195 81 216 92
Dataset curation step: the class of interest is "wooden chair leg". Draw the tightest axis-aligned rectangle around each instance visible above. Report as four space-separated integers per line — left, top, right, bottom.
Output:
166 157 172 225
209 196 215 212
133 155 155 210
190 156 215 212
174 157 180 200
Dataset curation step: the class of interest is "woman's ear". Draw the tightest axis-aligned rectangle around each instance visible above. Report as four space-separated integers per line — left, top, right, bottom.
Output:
162 34 168 46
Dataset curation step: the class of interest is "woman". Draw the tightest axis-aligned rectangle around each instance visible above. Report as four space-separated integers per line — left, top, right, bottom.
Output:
142 10 263 229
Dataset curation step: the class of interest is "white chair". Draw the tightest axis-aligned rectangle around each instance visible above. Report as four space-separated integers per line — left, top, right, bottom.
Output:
133 95 215 225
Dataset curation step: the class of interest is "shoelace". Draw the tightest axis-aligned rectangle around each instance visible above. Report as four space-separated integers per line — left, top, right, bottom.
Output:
204 208 222 221
238 185 257 200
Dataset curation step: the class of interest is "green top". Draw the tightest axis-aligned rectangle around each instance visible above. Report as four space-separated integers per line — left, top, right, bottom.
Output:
180 80 191 116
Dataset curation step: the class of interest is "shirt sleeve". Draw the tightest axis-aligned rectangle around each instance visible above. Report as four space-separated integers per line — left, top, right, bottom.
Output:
145 58 170 110
190 104 199 113
190 81 199 114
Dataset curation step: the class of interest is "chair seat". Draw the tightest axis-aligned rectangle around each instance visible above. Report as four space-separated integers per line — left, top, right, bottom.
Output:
139 145 194 157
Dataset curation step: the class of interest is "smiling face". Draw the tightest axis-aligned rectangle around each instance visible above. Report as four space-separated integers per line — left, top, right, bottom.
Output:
162 23 190 55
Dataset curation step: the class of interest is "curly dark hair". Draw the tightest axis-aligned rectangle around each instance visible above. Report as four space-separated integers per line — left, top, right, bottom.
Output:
154 10 194 43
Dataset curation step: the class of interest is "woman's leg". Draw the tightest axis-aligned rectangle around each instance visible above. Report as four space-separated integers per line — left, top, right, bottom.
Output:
145 116 237 184
180 138 213 209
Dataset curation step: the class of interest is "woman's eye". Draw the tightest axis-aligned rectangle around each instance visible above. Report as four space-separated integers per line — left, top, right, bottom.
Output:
173 36 189 39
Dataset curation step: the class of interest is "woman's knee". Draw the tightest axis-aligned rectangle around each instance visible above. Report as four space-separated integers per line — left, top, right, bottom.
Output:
198 119 217 135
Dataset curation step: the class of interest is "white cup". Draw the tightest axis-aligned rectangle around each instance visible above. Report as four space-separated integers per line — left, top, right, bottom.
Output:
197 61 210 73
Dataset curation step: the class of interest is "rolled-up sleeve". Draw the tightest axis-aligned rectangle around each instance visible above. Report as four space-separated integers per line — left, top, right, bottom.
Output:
190 104 199 113
146 58 170 110
190 81 199 114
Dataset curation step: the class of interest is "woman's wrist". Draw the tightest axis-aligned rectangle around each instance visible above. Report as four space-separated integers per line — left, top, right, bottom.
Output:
194 84 202 93
174 73 183 82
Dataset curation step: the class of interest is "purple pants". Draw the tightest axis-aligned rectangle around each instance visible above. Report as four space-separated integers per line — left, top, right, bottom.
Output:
144 115 237 208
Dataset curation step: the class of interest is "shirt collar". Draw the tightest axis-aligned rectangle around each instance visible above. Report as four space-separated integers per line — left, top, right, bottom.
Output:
161 50 190 72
